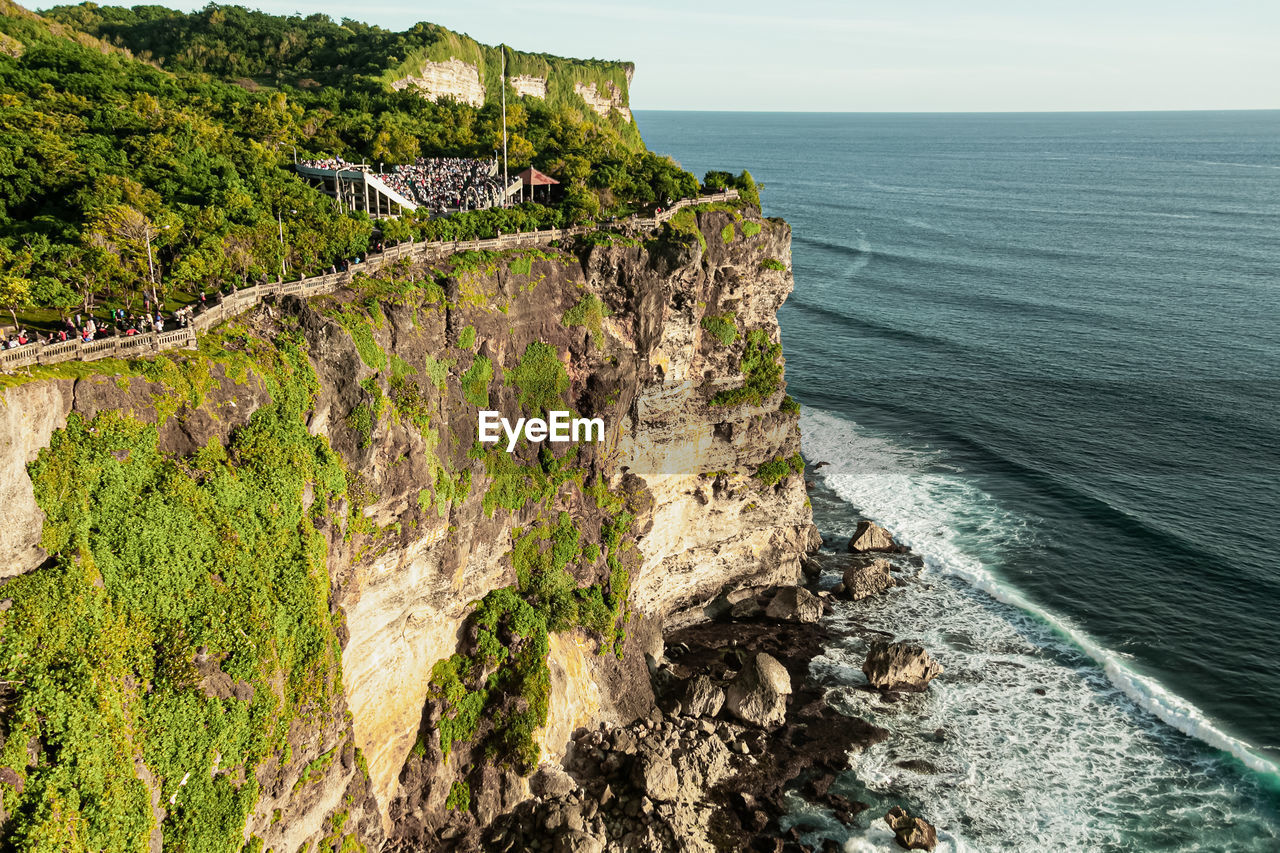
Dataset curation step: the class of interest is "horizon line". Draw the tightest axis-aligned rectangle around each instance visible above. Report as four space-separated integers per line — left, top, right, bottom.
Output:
631 107 1280 115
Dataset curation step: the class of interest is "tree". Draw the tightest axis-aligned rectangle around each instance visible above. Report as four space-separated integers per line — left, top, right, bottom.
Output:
88 205 172 306
0 271 32 332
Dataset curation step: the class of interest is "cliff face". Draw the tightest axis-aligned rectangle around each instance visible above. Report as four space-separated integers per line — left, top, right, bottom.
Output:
389 57 487 107
572 81 633 122
381 32 636 129
0 206 810 850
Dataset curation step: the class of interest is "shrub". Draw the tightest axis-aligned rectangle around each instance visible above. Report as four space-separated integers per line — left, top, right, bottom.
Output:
446 780 471 812
742 220 762 238
700 312 738 347
508 342 569 417
755 452 804 486
461 356 493 408
760 258 786 271
457 325 477 349
720 223 735 244
702 169 761 209
563 293 611 348
711 329 782 407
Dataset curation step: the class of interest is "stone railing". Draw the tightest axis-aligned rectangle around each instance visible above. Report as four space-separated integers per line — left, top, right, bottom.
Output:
0 189 739 374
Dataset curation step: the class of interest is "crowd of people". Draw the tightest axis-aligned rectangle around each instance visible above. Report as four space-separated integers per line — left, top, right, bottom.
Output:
298 155 507 214
377 157 505 213
3 303 197 352
298 156 362 172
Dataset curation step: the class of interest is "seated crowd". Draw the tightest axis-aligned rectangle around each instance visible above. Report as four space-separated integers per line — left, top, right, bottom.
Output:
377 157 504 213
298 155 504 213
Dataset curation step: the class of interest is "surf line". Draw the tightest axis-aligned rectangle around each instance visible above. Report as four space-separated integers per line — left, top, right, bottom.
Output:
478 410 605 453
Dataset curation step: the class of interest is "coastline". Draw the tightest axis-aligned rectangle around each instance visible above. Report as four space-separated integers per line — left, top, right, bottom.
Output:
796 406 1280 850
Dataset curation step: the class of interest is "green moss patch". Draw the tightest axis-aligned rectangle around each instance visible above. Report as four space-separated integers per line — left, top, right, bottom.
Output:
507 342 569 417
423 353 453 390
711 329 783 407
333 305 387 372
700 311 739 347
562 294 611 349
460 355 493 408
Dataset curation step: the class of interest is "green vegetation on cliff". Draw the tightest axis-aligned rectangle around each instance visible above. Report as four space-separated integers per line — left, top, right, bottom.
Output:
508 341 569 418
702 169 761 209
711 328 783 407
700 311 739 347
423 499 633 774
562 293 610 348
754 453 804 486
0 332 350 851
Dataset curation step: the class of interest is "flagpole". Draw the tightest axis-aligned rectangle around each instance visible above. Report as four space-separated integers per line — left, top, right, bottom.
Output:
501 45 509 207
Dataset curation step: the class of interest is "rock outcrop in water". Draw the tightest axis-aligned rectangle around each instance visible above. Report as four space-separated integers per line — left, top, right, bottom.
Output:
863 641 945 692
848 520 901 553
843 557 896 600
885 805 939 851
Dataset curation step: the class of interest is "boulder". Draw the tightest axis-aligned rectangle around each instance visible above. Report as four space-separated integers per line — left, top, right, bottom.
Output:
765 586 824 623
847 520 898 553
843 558 895 601
554 830 605 853
884 806 938 851
633 754 680 802
725 652 792 727
681 674 725 718
862 642 943 692
531 764 577 799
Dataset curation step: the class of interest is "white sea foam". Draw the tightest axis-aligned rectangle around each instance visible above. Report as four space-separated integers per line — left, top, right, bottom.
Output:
1194 160 1280 171
798 407 1280 850
846 228 871 277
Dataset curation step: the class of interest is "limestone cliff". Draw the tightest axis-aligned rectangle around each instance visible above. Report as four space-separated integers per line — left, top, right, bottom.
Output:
380 28 636 131
510 75 547 99
573 81 633 123
0 204 810 850
389 57 487 107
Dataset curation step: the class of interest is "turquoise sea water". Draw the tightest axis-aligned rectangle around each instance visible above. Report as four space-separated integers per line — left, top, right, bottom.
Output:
637 110 1280 850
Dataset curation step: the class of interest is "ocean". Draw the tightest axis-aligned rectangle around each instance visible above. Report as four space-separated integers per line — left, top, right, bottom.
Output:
636 110 1280 850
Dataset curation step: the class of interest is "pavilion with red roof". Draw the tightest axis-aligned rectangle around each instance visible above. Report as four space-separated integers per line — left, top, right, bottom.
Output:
516 166 559 203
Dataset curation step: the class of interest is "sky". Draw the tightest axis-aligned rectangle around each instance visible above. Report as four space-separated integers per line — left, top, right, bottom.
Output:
160 0 1280 111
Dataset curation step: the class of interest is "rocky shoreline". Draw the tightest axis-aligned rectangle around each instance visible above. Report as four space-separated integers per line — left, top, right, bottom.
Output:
445 516 944 853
